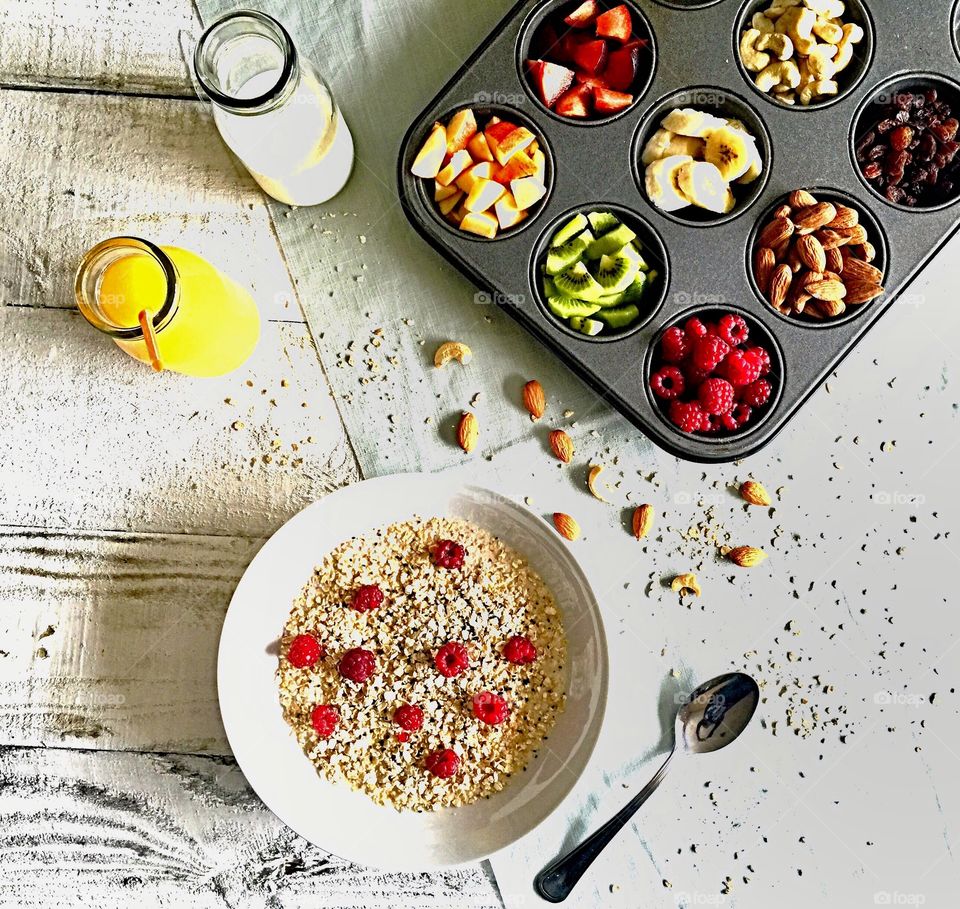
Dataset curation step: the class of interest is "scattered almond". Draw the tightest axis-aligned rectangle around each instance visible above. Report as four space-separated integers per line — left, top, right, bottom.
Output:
457 412 478 453
671 573 701 597
434 341 473 368
523 379 546 421
632 504 655 540
549 429 574 463
587 465 608 503
728 545 768 568
553 512 581 541
740 480 772 507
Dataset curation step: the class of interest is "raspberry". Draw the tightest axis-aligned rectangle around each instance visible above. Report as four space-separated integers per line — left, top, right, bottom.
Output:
425 748 460 779
472 691 510 725
717 314 749 347
650 366 686 400
393 703 424 732
746 346 772 376
430 539 465 569
722 404 753 431
660 326 690 363
698 378 735 415
685 317 708 339
692 335 730 372
503 635 538 664
286 633 324 669
682 361 711 387
338 647 376 683
435 641 470 677
721 349 763 386
741 379 772 408
702 413 723 433
351 584 384 613
310 704 339 738
669 400 706 434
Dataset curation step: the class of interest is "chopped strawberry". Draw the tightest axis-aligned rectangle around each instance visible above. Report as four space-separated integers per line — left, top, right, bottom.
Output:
596 4 633 43
571 38 608 75
558 30 593 62
592 86 633 113
564 0 599 28
575 71 611 90
527 59 575 108
604 41 642 91
493 152 537 185
555 83 592 118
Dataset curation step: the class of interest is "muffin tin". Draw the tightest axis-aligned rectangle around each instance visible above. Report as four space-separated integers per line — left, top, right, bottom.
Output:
397 0 960 462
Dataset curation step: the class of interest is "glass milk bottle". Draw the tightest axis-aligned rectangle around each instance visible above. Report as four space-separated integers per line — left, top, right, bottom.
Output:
194 10 354 206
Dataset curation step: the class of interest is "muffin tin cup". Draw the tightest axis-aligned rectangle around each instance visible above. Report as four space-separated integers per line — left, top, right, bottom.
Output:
397 0 960 463
732 0 876 113
746 187 891 329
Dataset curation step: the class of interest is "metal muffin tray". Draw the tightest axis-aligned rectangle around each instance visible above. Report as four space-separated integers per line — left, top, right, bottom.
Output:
397 0 960 462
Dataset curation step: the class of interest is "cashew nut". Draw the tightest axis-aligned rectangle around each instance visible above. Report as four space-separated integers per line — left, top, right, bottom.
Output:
755 59 802 93
764 0 801 19
757 32 794 61
776 92 797 105
740 29 771 72
433 341 473 368
751 11 776 33
832 22 864 73
807 42 838 79
780 6 819 55
812 16 844 43
799 79 838 105
802 0 845 17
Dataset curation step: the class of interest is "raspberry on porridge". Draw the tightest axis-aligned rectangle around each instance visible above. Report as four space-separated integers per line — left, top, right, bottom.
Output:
277 516 567 812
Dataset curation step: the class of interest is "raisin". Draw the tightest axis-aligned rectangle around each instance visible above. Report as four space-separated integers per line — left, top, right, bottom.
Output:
885 184 906 203
889 125 913 150
862 161 883 180
918 133 937 161
876 117 897 133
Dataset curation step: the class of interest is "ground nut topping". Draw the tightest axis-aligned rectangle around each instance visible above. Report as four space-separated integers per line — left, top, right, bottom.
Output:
278 516 567 811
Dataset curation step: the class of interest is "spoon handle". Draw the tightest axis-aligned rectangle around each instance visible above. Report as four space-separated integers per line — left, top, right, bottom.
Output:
534 750 675 903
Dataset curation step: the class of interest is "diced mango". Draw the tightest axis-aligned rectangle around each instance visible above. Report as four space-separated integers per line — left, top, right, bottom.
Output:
460 211 499 239
491 126 535 166
435 181 460 202
411 123 447 179
510 176 547 211
467 132 495 163
438 190 464 216
436 149 473 187
445 109 478 156
531 149 547 182
455 161 494 195
494 192 528 230
465 178 506 214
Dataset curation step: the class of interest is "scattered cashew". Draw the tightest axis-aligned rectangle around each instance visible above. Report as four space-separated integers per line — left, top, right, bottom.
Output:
755 59 802 92
799 79 838 105
433 341 473 368
780 6 818 56
812 16 844 44
752 11 776 33
740 29 771 72
833 22 864 73
757 32 794 61
807 43 838 79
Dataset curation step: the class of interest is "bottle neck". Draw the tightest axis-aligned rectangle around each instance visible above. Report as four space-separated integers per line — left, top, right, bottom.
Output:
75 238 180 340
194 9 300 116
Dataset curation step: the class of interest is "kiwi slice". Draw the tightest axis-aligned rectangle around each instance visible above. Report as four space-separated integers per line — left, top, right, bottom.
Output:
596 289 628 308
551 213 589 248
545 236 587 276
620 241 649 270
597 303 640 330
588 211 620 235
586 223 638 260
546 291 601 320
554 261 606 302
569 316 584 332
579 318 604 336
621 271 648 303
594 252 640 295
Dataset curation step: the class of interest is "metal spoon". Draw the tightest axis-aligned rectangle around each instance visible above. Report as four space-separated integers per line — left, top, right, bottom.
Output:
534 672 760 903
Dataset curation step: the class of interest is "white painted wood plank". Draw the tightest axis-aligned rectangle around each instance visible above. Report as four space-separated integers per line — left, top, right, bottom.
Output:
0 526 259 753
0 306 358 537
0 0 196 95
0 745 501 907
0 87 301 323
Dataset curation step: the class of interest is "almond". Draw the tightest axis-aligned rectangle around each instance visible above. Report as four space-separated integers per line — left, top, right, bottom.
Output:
843 280 884 306
825 246 844 273
836 224 868 245
754 247 776 294
768 263 793 310
786 243 803 273
632 504 654 540
671 572 701 597
789 189 817 209
457 412 478 453
817 298 846 317
740 480 772 507
587 465 608 503
857 241 877 262
434 341 473 368
553 512 580 541
793 202 837 233
728 545 768 568
773 203 793 219
796 235 826 273
549 429 574 463
827 204 859 230
806 278 846 302
815 228 851 250
758 216 794 250
839 256 883 286
523 379 546 421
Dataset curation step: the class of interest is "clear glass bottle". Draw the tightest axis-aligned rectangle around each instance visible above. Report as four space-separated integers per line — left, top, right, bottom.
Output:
194 10 354 206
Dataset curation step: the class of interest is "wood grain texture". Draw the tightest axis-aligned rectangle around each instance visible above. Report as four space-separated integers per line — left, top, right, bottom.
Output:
0 745 501 907
0 0 197 95
0 306 358 537
0 87 303 323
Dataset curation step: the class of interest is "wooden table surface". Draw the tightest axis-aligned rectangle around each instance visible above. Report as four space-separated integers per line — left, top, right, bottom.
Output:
2 1 959 907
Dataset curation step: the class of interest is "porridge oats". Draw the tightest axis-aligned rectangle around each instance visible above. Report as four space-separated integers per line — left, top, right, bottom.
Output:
277 516 568 811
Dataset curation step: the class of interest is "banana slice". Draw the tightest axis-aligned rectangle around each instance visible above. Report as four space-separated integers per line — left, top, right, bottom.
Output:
661 108 727 138
676 161 732 214
665 133 706 158
645 155 694 212
641 128 676 166
704 126 755 181
737 139 764 184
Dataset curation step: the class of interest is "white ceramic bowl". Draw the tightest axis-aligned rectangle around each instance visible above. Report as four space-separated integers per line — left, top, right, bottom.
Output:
218 473 608 870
